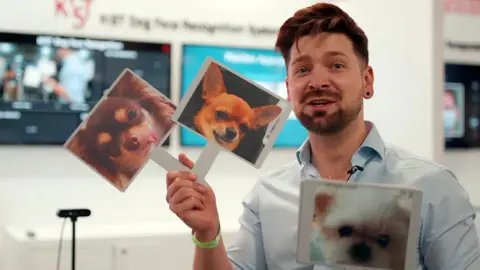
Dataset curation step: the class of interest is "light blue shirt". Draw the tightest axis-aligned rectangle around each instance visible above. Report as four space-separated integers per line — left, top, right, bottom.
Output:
58 53 89 104
226 121 480 270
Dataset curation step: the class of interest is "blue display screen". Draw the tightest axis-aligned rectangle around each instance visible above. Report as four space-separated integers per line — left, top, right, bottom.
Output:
180 44 308 147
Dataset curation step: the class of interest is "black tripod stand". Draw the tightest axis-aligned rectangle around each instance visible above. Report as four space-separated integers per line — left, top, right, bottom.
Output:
56 208 91 270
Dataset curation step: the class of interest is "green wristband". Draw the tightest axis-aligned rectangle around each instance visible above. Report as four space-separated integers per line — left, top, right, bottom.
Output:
192 227 221 249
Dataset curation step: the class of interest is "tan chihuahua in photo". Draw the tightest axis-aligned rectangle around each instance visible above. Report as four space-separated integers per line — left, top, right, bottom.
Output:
194 62 282 151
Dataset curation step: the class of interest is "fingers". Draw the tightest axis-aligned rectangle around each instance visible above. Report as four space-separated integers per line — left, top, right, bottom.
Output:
164 153 214 218
178 153 195 169
165 153 196 187
168 180 206 205
202 184 216 206
167 177 194 202
166 170 196 186
170 197 204 215
168 181 206 216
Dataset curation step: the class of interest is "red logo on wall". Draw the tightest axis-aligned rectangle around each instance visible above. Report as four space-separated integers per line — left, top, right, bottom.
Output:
445 0 480 15
55 0 93 29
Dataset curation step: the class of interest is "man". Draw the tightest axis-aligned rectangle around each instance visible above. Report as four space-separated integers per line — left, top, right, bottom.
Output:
166 3 480 270
443 88 462 138
44 48 89 104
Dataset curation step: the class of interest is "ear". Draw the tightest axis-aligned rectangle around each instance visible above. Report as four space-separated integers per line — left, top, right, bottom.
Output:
137 96 155 111
363 66 374 99
202 62 227 101
314 192 334 222
395 191 413 224
110 70 134 97
396 191 413 214
251 105 282 129
141 96 176 127
138 95 173 114
285 77 291 102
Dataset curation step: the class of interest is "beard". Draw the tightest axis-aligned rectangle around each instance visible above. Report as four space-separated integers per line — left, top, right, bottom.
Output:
296 98 363 135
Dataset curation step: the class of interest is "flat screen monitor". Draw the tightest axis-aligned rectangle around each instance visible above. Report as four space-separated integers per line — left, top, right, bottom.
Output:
180 44 308 148
0 32 172 145
444 62 480 148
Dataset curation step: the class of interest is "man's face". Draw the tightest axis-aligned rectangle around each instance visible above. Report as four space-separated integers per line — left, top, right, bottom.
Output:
56 48 73 61
444 91 457 111
286 33 374 134
56 48 68 59
443 91 459 132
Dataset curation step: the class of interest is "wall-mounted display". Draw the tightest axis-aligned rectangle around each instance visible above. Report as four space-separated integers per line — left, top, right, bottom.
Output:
0 31 172 145
180 43 308 148
444 63 480 148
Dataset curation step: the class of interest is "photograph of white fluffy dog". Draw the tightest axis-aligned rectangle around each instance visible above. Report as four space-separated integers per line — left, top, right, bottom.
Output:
311 183 413 270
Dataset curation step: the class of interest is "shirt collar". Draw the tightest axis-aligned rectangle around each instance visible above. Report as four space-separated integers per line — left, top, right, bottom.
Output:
295 121 386 165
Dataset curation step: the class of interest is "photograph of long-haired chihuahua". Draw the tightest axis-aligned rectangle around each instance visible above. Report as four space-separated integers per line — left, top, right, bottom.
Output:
64 69 176 192
310 182 414 270
174 59 290 167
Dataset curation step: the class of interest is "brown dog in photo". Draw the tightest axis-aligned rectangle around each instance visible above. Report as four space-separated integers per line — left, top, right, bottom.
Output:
194 62 282 151
65 71 175 191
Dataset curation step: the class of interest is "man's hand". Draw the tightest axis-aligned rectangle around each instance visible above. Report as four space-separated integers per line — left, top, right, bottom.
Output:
166 153 220 241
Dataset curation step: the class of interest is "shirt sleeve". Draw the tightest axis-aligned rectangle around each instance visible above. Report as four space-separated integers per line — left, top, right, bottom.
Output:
226 180 268 270
420 168 480 269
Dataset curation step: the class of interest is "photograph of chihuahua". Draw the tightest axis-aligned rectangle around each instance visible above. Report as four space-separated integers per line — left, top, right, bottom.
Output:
65 69 176 192
310 184 413 270
176 61 283 165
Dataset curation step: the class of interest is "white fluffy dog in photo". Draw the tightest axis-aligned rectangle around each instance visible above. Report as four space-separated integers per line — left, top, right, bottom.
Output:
312 183 412 270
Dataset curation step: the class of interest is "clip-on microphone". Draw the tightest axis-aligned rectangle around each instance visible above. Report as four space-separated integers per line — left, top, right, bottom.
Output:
56 208 91 270
347 165 364 180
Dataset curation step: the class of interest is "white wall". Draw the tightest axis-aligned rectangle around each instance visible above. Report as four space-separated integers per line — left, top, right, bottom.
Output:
337 0 444 164
443 3 480 206
0 0 444 240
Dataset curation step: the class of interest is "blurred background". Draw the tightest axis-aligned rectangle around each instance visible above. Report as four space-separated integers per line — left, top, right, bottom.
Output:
0 0 478 269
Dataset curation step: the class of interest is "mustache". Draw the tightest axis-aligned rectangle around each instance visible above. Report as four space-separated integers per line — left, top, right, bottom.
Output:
300 89 341 103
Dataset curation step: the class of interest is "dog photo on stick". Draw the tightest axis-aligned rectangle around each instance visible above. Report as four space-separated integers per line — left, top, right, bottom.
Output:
296 180 423 270
172 58 292 168
64 69 176 192
312 185 411 269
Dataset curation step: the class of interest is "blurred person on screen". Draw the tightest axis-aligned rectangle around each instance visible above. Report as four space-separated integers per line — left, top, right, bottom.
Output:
44 48 89 104
2 64 19 101
0 56 7 99
444 89 461 138
165 3 480 270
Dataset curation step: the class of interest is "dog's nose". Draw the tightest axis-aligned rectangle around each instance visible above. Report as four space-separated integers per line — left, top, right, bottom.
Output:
349 243 372 263
225 127 237 140
125 134 140 150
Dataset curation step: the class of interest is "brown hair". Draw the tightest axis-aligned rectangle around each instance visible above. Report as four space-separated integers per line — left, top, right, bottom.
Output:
275 3 369 67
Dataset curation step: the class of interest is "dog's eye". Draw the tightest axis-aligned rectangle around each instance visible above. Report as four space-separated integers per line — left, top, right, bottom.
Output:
239 123 249 133
376 234 390 248
215 111 229 120
338 226 354 237
127 110 137 121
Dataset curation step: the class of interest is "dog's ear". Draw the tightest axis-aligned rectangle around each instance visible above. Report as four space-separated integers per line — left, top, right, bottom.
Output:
314 192 334 222
202 62 227 101
108 70 134 98
251 105 282 129
395 191 413 223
